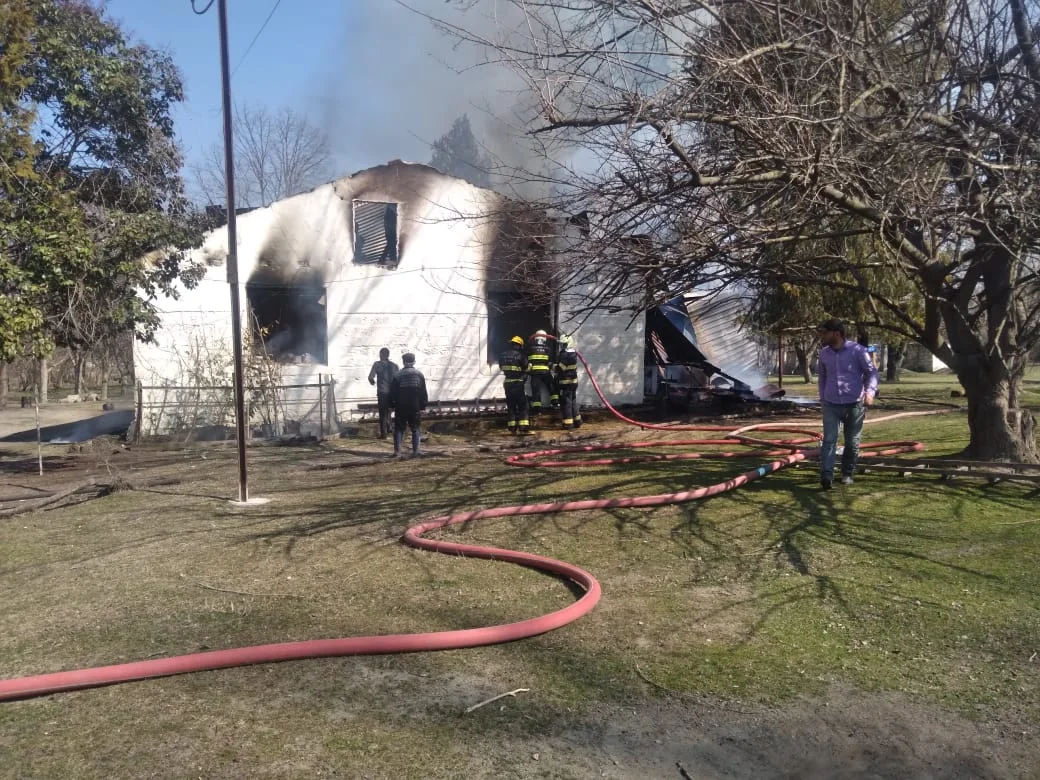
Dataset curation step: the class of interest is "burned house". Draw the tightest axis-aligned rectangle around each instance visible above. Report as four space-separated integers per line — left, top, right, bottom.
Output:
133 160 645 435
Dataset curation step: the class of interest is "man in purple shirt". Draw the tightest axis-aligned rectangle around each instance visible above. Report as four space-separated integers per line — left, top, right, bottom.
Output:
817 318 879 489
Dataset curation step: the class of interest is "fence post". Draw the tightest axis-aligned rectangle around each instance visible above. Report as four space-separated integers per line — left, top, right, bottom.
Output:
326 377 337 435
133 382 143 444
318 374 324 438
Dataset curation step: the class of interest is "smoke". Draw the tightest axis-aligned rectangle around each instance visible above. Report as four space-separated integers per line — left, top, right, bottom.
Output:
317 0 556 199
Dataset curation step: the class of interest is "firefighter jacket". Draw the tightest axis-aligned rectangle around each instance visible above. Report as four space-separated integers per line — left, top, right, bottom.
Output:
527 333 552 374
498 346 528 384
556 347 579 386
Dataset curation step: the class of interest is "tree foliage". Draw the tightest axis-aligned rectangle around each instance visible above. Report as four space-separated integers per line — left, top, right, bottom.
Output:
441 0 1040 461
748 228 924 377
429 114 493 189
1 0 205 368
0 0 88 362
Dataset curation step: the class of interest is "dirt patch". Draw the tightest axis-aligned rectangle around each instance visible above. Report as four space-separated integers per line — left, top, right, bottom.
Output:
343 660 1035 778
530 688 1034 779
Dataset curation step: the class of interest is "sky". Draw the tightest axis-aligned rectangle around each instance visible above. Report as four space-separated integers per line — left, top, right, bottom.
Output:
100 0 531 201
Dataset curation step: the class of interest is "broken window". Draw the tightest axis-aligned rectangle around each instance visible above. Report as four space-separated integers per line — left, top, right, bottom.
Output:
486 291 552 365
246 273 328 364
352 200 400 266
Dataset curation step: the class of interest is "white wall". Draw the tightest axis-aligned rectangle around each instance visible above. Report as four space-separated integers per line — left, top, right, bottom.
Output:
134 162 644 434
558 290 645 408
904 343 950 373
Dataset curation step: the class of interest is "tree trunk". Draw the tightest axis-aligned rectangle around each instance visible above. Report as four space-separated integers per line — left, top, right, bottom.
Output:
794 346 812 383
0 362 8 409
886 343 905 382
99 357 110 401
960 371 1039 462
38 356 49 406
73 352 85 396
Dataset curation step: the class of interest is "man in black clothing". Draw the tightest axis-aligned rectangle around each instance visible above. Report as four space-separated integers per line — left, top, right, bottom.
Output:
498 335 531 434
555 334 583 429
367 347 399 438
389 352 428 456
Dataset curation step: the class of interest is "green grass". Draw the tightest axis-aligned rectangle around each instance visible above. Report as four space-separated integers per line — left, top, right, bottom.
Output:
0 371 1038 777
773 364 1040 410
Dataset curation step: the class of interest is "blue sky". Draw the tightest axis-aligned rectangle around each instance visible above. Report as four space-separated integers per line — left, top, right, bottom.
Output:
99 0 530 200
103 1 337 168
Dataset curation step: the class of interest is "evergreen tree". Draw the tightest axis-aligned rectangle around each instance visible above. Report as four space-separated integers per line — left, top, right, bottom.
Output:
429 114 493 189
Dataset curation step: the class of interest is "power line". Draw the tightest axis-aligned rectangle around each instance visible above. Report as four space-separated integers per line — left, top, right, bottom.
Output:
231 0 284 79
191 0 215 14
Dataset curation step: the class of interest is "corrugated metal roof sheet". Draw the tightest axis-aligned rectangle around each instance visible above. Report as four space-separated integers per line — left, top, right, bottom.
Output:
684 293 762 384
353 200 398 265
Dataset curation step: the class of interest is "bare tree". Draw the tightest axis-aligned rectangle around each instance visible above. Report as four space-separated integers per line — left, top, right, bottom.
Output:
192 104 335 208
429 0 1040 462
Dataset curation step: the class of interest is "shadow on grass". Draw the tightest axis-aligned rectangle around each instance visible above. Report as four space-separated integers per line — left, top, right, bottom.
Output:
9 437 1033 695
0 455 84 474
659 465 1032 645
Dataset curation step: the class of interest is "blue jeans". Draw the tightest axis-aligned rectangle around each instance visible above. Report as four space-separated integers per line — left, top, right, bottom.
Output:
820 401 865 479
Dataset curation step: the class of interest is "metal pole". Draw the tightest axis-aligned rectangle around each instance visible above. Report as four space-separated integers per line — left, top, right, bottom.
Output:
777 332 783 390
217 0 249 502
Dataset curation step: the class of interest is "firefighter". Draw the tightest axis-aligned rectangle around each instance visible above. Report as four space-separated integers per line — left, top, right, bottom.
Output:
555 334 583 429
526 328 558 412
498 336 531 434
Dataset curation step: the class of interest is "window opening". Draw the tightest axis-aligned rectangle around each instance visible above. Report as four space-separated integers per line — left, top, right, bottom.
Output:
353 200 399 266
487 291 552 364
246 272 328 364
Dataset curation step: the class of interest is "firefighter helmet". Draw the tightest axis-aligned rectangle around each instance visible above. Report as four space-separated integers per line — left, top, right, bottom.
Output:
558 334 573 350
510 335 524 346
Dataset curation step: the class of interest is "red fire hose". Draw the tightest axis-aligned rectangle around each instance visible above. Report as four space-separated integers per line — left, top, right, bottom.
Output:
0 351 925 703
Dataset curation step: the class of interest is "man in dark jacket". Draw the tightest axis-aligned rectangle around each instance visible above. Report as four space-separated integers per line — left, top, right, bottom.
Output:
389 352 428 457
498 335 531 434
367 347 399 438
554 334 583 429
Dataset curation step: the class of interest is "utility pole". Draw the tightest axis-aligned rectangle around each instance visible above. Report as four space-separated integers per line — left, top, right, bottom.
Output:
217 0 249 502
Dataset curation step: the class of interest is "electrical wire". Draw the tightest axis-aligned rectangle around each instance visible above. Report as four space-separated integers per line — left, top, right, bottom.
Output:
191 0 215 15
231 0 284 79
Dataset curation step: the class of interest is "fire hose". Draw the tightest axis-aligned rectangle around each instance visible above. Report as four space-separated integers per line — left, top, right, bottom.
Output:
0 351 929 703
